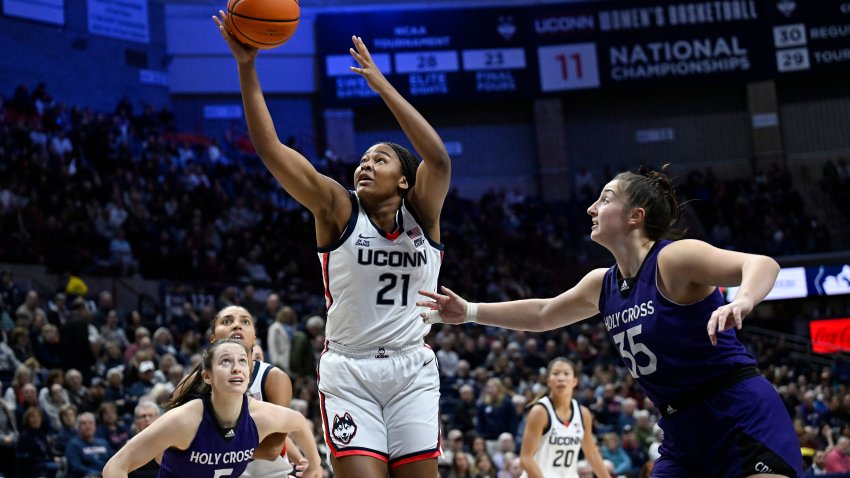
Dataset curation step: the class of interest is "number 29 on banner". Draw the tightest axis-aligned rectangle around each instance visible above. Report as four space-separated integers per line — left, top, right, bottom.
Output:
537 42 600 92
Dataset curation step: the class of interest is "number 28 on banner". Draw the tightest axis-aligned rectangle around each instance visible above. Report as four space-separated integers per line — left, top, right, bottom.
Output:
537 42 600 92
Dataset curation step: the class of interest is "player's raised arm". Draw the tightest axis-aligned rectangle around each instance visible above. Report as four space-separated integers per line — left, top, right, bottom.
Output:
213 12 349 224
349 35 451 231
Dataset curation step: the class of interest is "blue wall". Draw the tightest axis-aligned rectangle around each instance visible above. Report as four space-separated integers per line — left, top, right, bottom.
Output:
0 0 170 113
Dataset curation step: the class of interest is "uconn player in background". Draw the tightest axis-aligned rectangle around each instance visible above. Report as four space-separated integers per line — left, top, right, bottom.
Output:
521 358 609 478
214 13 451 478
171 306 305 477
102 339 321 478
419 166 803 478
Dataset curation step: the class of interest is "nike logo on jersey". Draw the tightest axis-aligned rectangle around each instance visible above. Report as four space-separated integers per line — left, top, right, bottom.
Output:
358 233 377 239
423 358 434 367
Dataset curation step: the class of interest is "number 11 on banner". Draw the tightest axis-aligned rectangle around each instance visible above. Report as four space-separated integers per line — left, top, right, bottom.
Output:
537 43 600 92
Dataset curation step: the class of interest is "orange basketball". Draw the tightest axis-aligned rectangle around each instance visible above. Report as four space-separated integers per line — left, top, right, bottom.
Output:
226 0 299 50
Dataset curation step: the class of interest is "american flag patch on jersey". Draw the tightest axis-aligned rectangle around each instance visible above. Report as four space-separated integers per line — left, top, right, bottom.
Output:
406 226 422 239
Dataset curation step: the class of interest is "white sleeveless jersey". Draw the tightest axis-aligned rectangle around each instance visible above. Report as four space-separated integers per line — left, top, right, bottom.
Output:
318 193 443 348
531 397 584 478
243 360 294 478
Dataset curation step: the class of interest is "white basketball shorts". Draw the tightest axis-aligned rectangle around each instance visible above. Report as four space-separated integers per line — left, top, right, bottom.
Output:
318 340 441 468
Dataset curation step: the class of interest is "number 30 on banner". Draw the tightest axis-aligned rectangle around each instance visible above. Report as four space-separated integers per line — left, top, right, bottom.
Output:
537 42 600 92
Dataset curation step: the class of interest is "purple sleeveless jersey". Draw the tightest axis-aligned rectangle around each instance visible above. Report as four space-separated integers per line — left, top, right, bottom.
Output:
599 241 803 477
157 395 259 478
597 240 756 408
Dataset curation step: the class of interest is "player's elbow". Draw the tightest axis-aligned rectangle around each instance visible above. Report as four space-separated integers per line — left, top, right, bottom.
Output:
101 457 125 477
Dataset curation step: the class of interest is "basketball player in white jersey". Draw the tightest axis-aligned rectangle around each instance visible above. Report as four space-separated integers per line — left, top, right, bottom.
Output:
520 358 609 478
171 305 306 476
214 14 452 478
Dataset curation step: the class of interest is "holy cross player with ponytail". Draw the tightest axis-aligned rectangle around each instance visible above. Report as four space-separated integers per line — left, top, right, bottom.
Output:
419 165 803 478
102 339 321 478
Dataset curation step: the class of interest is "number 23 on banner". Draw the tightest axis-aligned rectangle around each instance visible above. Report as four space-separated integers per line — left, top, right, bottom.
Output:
537 42 600 92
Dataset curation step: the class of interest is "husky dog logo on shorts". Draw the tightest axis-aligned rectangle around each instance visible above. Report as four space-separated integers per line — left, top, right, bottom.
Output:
332 412 358 445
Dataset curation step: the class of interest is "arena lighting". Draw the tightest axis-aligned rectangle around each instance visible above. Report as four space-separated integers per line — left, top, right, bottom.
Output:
725 264 850 302
809 318 850 354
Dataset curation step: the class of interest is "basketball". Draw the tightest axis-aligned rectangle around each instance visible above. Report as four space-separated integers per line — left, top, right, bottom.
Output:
226 0 299 50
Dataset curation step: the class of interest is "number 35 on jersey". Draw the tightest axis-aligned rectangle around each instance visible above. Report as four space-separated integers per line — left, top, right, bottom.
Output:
537 42 601 92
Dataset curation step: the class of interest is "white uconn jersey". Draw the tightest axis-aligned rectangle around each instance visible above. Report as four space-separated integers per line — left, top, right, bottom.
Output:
318 192 443 348
243 360 294 477
532 397 584 478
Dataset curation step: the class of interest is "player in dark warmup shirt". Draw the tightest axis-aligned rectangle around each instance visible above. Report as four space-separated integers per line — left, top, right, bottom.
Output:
419 166 803 478
102 339 321 478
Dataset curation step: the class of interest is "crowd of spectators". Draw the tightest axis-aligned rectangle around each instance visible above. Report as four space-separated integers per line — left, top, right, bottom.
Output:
2 83 850 478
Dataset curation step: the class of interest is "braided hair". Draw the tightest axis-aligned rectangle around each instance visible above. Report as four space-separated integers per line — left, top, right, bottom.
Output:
384 142 419 195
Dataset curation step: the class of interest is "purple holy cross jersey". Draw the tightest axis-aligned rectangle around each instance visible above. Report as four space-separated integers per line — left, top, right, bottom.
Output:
157 395 259 478
597 240 756 409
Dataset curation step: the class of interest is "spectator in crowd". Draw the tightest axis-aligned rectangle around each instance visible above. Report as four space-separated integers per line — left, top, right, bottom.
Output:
10 326 34 362
0 397 17 478
59 298 96 380
16 406 61 478
620 425 648 473
127 401 160 478
806 449 828 476
491 431 515 471
448 449 475 478
600 432 632 476
289 315 324 379
442 428 473 471
53 404 78 455
46 292 69 327
0 342 22 391
451 384 478 435
34 322 62 369
62 369 90 414
15 383 43 427
125 360 156 411
40 383 70 431
96 401 130 452
65 412 113 478
100 311 128 349
16 290 45 323
826 436 850 473
0 270 24 312
103 368 127 415
477 377 518 457
109 229 137 277
474 451 498 478
267 305 296 372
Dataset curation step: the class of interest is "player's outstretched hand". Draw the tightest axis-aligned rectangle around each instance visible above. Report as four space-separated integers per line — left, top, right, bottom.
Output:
417 286 469 325
706 297 753 346
348 35 390 92
213 11 258 65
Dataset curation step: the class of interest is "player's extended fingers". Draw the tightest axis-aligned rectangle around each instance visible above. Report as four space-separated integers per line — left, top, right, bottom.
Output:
353 35 373 60
417 289 443 301
732 307 744 330
707 310 719 346
415 300 438 309
349 46 365 66
440 286 460 299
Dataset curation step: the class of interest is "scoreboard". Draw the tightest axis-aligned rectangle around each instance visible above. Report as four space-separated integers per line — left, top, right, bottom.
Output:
315 1 850 105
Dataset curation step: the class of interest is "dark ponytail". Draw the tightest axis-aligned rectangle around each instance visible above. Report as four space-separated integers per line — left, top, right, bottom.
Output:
614 164 686 240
